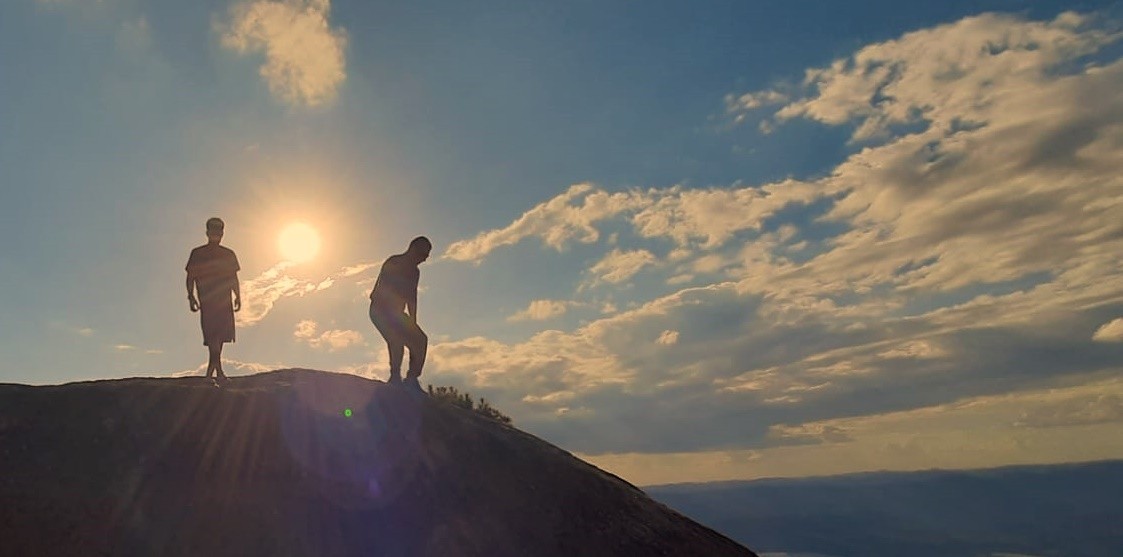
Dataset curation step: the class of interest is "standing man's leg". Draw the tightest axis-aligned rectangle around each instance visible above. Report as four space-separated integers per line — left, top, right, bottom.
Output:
214 343 227 381
206 342 220 378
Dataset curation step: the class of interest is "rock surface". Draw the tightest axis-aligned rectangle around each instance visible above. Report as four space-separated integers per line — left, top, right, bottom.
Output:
0 369 757 557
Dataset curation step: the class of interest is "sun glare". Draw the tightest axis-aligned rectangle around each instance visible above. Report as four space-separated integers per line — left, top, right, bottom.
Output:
278 222 321 263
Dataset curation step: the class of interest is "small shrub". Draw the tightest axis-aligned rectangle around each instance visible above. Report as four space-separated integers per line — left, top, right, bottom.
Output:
427 385 513 424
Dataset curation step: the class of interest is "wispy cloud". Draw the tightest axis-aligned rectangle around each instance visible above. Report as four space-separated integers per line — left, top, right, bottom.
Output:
238 260 376 326
169 358 284 378
218 0 347 107
587 248 656 285
1093 318 1123 342
444 183 649 262
444 181 821 263
655 330 679 346
237 261 326 325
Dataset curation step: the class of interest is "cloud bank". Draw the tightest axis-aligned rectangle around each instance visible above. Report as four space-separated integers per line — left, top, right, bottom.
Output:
432 12 1123 463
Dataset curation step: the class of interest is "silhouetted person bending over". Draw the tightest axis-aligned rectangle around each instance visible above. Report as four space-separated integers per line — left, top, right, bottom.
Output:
186 217 241 387
370 236 431 391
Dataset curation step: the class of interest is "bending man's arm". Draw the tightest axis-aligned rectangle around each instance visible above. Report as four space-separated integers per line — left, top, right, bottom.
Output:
406 268 418 322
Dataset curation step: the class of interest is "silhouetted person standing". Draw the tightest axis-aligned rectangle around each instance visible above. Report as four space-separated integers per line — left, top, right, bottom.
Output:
370 236 431 391
186 217 241 386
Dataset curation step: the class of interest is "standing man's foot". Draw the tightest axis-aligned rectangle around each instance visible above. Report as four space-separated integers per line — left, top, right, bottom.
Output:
387 373 402 385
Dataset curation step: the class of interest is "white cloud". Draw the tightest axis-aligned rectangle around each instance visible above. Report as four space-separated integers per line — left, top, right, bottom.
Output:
724 11 1123 314
508 299 571 322
170 358 284 377
340 262 378 277
725 89 789 111
656 330 679 346
444 183 649 262
1092 318 1123 342
444 179 822 263
237 260 373 326
588 248 656 285
219 0 347 107
293 319 364 351
764 12 1116 141
238 262 319 325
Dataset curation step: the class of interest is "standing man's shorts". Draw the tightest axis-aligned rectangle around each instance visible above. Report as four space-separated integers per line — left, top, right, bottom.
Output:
200 301 236 346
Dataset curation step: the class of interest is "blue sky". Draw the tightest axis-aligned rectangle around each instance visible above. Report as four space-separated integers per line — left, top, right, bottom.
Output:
3 0 1123 485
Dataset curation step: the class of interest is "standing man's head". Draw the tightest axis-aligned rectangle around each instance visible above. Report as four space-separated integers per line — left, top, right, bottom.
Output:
406 236 432 265
206 217 225 244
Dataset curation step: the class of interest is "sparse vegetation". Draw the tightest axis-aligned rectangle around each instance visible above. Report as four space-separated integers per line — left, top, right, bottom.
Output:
427 385 512 424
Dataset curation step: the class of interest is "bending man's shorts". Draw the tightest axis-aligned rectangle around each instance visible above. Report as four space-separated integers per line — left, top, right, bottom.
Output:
369 302 425 345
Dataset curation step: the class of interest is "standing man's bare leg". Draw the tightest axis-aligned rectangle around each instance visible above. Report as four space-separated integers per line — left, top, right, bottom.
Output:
214 344 227 381
206 343 216 379
207 343 227 383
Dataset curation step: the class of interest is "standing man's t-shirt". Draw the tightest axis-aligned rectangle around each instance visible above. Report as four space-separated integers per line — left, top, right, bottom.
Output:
186 244 240 309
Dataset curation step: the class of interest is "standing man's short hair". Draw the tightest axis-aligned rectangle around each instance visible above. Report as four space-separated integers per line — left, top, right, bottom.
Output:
206 217 225 232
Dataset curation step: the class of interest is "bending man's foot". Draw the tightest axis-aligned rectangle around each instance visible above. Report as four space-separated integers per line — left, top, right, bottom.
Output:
404 375 424 394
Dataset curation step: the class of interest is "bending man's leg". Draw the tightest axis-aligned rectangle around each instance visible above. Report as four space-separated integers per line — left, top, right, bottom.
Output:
387 341 404 382
371 303 405 383
404 322 428 378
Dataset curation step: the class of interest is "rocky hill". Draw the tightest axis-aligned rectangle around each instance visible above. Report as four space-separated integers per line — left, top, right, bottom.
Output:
0 369 756 557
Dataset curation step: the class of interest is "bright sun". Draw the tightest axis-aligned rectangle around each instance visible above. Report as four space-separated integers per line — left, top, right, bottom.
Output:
278 222 321 263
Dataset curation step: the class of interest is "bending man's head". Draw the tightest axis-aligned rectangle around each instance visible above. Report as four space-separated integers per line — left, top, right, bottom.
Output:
407 236 432 264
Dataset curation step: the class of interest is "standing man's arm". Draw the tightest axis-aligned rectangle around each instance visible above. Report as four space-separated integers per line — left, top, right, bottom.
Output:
231 251 242 312
186 272 199 312
233 272 241 312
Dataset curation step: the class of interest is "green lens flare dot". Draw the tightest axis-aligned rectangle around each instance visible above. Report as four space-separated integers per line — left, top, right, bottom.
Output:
343 408 353 418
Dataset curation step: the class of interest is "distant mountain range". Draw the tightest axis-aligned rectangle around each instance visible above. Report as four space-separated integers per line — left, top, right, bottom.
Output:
647 460 1123 557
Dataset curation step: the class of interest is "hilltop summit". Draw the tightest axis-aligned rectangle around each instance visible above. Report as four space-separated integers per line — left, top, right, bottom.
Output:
0 369 756 556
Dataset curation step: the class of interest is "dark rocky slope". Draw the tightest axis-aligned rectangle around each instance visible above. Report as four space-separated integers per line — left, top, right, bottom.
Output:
0 369 756 557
